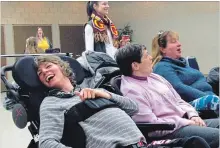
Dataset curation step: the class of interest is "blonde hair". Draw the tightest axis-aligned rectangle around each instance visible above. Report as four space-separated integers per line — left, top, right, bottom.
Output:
25 37 44 54
151 31 179 66
35 55 76 85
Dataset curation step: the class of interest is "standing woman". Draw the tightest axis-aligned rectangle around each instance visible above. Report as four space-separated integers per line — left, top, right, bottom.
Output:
36 27 53 52
84 1 119 59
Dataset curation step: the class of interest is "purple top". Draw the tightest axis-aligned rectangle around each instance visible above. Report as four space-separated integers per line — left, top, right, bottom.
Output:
131 75 148 81
121 73 199 137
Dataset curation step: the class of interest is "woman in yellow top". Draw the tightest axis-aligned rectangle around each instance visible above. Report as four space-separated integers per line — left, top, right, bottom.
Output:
36 27 53 51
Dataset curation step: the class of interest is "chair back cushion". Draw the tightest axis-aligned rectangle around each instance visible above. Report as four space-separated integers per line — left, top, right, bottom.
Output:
185 56 200 70
61 56 85 85
110 75 123 96
12 56 45 91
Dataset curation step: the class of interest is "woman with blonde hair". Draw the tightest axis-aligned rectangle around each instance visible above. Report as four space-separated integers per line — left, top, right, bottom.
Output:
24 36 44 54
151 30 219 117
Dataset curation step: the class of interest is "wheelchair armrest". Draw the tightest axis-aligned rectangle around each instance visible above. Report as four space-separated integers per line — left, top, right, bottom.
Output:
1 65 15 90
28 139 38 148
136 122 175 133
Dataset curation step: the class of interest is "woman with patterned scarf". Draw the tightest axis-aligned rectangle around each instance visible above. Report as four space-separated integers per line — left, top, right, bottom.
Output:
84 1 119 59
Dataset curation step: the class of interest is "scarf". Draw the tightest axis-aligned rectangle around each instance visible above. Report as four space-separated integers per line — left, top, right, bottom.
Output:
90 11 119 47
48 85 81 98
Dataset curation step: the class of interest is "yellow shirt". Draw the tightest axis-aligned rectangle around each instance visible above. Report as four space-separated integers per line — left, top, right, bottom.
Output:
37 37 50 51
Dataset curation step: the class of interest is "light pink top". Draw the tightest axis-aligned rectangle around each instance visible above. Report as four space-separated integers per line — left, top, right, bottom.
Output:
120 73 199 137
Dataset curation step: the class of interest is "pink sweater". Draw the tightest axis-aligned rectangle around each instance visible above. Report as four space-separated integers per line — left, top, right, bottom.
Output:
120 73 199 137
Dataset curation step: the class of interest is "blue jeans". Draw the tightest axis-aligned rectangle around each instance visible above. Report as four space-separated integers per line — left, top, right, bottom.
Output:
189 95 219 116
162 119 219 148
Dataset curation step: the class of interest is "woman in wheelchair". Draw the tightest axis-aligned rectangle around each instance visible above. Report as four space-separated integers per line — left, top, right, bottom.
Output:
35 55 212 148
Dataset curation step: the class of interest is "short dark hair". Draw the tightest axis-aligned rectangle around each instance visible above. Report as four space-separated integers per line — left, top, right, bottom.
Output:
115 44 146 76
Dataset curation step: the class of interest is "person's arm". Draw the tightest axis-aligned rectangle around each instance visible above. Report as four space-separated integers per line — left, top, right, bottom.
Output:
39 97 71 148
84 24 94 51
105 90 139 116
124 90 175 123
46 37 53 48
154 65 207 102
167 81 206 126
123 88 196 136
168 82 199 119
75 88 138 116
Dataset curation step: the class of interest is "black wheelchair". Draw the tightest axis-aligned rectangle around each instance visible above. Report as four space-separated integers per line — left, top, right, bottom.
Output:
1 53 175 148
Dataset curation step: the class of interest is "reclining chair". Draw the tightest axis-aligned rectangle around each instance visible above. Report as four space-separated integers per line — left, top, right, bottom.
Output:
1 55 175 148
185 56 218 118
1 55 86 147
207 67 219 96
185 56 200 71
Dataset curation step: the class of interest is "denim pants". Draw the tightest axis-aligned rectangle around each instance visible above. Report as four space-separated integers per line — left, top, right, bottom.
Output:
162 119 219 148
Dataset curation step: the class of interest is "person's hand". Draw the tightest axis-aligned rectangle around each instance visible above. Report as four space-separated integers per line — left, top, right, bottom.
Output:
188 120 196 126
74 88 111 101
190 117 206 127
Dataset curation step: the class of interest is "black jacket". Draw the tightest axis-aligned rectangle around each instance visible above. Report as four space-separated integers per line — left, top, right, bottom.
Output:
77 51 120 88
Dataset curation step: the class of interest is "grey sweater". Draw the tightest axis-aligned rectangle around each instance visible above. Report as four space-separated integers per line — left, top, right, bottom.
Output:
39 91 146 148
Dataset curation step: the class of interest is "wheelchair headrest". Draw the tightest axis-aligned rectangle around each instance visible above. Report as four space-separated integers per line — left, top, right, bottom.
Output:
12 56 45 91
110 75 123 96
12 56 85 91
185 56 200 71
61 56 85 84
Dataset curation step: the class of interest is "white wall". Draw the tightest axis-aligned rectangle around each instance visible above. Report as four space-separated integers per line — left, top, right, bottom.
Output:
0 2 219 148
1 1 219 74
110 1 219 74
1 1 87 24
